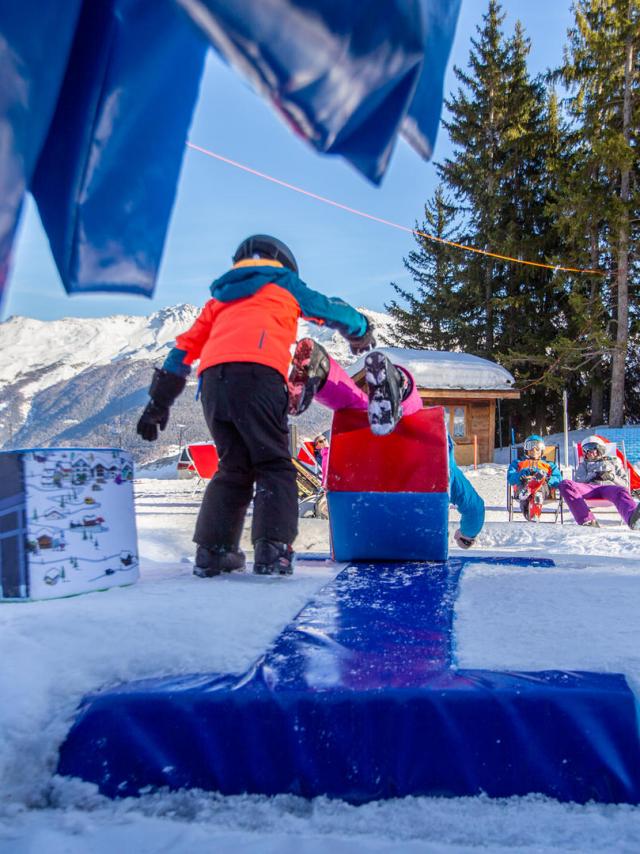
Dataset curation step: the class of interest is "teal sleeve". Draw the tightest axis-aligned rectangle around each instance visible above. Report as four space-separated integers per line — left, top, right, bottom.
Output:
288 278 368 338
506 460 521 486
162 347 191 378
547 462 563 487
449 448 485 539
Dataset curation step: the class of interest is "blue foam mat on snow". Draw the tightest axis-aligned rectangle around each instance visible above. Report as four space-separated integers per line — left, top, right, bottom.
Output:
57 557 640 803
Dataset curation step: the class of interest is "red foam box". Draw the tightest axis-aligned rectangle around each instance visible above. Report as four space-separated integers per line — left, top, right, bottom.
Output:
326 406 448 494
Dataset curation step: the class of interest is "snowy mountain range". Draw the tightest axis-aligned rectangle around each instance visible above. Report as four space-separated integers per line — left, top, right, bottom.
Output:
0 305 396 463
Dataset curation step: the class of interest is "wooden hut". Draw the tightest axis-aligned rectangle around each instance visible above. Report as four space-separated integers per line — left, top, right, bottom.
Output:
350 348 520 465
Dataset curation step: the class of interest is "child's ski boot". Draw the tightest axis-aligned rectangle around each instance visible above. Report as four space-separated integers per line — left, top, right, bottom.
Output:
365 351 406 436
288 338 331 415
253 538 295 575
193 545 246 577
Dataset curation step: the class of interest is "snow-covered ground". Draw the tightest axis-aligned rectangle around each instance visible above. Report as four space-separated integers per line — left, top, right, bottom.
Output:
2 465 640 853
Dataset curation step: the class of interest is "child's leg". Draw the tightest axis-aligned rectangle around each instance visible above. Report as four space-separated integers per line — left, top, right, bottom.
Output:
318 358 422 415
557 480 597 525
315 354 368 411
290 340 421 430
397 367 422 416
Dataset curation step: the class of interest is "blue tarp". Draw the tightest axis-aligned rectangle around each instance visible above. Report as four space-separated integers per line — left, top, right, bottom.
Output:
0 0 84 295
30 0 207 297
0 0 460 302
57 557 640 804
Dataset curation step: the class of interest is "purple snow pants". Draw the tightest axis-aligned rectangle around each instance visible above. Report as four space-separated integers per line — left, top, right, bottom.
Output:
558 479 637 526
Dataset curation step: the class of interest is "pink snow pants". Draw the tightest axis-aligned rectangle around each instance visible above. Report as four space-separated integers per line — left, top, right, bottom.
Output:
315 356 423 417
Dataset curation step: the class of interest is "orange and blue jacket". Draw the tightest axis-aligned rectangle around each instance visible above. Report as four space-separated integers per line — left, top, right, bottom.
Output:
163 259 367 380
507 457 562 487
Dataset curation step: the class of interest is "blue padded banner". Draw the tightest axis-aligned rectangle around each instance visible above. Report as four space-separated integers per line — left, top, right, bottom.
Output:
0 0 83 300
58 557 640 804
30 0 207 296
327 492 449 561
178 0 460 183
1 0 460 302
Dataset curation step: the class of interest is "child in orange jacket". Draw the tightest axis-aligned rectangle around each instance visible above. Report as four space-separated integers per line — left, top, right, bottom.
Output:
136 235 374 576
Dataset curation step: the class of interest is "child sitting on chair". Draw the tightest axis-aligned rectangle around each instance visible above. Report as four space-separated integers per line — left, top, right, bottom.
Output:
558 435 640 529
288 339 485 549
507 435 562 522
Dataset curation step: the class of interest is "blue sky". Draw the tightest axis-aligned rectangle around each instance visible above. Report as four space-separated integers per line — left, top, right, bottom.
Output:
3 1 574 321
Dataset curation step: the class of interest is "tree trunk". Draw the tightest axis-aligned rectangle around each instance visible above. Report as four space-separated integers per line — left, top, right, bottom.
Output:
609 229 629 426
588 226 605 426
534 395 547 435
590 377 604 427
608 30 634 427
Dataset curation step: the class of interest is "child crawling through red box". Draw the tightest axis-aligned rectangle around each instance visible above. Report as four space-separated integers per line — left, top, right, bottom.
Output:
288 339 485 549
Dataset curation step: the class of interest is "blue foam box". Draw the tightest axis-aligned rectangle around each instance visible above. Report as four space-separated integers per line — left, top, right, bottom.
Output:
326 407 450 561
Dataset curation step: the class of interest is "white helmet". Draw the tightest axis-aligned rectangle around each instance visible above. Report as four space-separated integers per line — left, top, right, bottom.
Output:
583 436 607 457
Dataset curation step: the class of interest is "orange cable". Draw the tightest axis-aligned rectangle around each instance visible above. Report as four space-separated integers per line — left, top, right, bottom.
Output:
186 141 605 277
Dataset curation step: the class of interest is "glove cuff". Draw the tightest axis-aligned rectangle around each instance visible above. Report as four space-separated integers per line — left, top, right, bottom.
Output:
149 368 186 407
346 316 376 354
346 315 371 342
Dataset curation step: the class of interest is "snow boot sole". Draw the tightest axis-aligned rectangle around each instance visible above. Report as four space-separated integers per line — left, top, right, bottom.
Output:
365 352 403 436
288 338 330 416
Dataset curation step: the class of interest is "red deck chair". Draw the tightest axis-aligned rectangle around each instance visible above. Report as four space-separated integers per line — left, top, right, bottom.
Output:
297 440 319 470
606 439 640 493
186 443 219 492
586 434 639 489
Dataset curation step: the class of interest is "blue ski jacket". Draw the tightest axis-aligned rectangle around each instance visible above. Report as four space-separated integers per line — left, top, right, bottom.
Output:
507 457 562 488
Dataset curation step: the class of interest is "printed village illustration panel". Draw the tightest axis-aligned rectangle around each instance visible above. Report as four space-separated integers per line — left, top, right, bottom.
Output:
1 449 139 600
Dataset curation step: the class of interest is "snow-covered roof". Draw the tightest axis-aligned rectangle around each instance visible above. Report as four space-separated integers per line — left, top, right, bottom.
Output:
349 348 515 391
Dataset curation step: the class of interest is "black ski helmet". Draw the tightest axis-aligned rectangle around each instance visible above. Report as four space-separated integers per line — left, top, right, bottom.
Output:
232 234 298 273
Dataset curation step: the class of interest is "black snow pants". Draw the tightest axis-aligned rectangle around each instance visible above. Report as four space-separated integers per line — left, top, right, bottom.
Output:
193 363 298 548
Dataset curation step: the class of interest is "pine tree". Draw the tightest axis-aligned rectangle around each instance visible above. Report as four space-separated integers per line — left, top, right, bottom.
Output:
396 1 570 434
499 79 609 432
437 0 511 356
385 187 469 350
559 0 640 426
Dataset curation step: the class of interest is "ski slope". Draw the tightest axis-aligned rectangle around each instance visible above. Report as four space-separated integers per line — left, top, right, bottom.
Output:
1 464 640 852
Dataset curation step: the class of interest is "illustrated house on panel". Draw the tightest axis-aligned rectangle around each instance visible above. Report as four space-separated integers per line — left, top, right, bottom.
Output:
350 348 520 465
72 458 92 484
